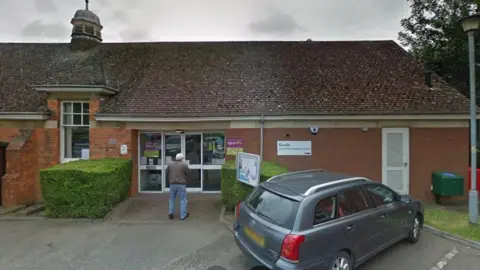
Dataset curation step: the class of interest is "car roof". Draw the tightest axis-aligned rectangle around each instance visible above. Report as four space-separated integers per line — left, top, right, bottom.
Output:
263 169 370 198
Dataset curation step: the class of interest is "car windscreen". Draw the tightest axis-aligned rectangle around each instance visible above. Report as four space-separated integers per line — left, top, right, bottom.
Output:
245 186 299 230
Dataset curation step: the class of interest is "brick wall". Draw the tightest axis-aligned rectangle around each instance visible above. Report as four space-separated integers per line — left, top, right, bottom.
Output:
89 128 133 159
0 128 20 143
1 130 41 207
226 127 469 202
410 128 469 201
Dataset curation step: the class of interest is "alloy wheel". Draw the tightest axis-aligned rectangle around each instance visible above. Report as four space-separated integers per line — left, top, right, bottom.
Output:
332 256 350 270
413 217 420 239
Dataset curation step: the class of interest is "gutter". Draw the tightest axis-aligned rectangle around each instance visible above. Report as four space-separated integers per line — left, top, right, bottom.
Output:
32 84 119 95
94 114 479 122
0 112 49 120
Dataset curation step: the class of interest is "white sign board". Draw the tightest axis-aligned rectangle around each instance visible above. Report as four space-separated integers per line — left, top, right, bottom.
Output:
81 149 89 160
236 152 261 187
277 141 312 156
120 144 128 155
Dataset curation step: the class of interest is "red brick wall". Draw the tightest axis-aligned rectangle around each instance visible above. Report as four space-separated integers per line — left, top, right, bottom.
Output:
89 128 132 159
0 128 20 143
1 130 41 207
226 127 468 202
410 128 468 201
130 130 139 196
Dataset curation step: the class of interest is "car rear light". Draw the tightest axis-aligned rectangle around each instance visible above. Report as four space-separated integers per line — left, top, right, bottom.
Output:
235 201 242 219
280 234 305 262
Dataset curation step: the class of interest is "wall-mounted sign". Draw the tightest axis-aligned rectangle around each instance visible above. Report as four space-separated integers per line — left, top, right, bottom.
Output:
277 141 312 156
120 144 128 155
236 152 260 187
227 138 244 156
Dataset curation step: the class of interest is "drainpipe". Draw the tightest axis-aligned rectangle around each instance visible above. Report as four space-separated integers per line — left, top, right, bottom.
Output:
260 114 264 164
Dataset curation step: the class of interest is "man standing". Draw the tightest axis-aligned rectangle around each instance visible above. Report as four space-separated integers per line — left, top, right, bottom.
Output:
167 153 190 220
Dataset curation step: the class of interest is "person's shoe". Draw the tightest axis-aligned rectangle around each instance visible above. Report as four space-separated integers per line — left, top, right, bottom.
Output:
181 213 190 220
168 213 174 220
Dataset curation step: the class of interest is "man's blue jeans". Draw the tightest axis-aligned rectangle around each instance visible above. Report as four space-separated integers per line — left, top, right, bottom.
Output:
169 184 187 219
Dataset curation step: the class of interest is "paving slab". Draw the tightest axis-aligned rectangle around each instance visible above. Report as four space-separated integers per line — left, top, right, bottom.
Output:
109 193 222 224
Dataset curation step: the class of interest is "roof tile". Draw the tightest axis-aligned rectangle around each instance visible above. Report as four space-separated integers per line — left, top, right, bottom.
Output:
0 41 470 115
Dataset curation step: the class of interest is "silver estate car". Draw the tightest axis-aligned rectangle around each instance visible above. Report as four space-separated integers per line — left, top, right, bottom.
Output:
233 169 424 270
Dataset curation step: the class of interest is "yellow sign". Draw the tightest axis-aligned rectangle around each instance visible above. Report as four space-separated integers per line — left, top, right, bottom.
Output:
244 226 265 247
227 147 243 156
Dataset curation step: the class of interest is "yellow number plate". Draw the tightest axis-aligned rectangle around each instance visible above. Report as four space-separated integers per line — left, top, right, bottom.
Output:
244 226 265 247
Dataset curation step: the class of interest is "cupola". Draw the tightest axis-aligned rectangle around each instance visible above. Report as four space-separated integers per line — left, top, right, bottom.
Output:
70 0 103 50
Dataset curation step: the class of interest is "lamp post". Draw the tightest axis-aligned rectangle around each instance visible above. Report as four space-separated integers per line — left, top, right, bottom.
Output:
460 14 480 224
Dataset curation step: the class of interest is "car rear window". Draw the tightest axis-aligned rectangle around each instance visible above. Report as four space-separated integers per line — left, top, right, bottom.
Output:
245 186 298 229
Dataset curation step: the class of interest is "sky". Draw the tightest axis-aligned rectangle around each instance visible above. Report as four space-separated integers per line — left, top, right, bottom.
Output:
0 0 411 43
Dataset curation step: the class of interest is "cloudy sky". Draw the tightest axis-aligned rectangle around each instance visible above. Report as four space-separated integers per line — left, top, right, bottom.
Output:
0 0 411 43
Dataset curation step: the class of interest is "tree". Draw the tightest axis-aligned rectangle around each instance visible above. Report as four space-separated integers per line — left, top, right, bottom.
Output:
398 0 478 100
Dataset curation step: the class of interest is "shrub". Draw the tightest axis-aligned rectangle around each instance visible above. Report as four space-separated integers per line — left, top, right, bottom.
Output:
221 160 289 211
40 158 132 219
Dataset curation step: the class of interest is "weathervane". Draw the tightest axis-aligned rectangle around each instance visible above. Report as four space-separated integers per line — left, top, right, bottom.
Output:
85 0 89 10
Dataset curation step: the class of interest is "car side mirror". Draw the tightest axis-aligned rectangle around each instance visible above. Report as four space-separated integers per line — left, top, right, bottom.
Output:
400 195 411 204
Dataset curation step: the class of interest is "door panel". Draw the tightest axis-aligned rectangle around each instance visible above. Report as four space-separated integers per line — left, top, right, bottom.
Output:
164 133 202 191
382 128 409 195
386 202 412 239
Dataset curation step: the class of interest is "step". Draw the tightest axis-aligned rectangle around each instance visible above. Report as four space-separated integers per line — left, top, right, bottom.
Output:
13 204 45 217
0 205 27 216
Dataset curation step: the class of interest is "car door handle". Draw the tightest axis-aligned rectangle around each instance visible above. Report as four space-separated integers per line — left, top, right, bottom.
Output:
380 214 386 219
346 224 355 231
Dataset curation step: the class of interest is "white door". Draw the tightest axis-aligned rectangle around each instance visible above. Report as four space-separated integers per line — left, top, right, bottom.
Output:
382 128 410 195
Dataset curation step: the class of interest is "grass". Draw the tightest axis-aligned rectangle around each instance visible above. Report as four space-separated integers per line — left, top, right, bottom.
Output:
424 208 480 242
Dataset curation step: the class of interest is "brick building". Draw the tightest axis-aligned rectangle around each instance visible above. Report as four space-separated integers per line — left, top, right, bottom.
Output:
0 4 472 207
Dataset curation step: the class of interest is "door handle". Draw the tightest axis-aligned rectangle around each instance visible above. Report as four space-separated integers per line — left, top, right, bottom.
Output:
346 224 355 231
380 214 386 219
403 162 408 167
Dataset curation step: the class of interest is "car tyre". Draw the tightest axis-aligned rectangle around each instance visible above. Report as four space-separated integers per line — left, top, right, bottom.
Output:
330 251 352 270
407 214 422 244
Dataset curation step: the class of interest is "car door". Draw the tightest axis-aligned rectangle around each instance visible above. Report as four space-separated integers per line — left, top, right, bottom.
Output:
364 184 411 242
336 187 385 261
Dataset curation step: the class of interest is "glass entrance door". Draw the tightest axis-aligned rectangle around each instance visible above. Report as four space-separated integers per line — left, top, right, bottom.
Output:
163 133 202 192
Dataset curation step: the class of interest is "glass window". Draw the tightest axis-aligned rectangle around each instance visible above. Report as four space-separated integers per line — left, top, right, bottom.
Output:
246 186 299 230
139 133 163 165
62 101 90 160
203 132 225 165
314 196 337 225
185 134 201 165
203 169 221 191
338 188 369 217
140 169 162 191
364 185 396 207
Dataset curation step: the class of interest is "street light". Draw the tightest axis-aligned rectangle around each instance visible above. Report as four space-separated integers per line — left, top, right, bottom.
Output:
459 13 480 224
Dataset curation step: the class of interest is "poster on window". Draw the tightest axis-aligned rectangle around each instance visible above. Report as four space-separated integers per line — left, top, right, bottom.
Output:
236 152 260 187
144 140 161 157
227 138 244 156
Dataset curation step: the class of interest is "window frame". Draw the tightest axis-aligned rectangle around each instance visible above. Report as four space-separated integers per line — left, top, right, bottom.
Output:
362 183 400 208
336 187 373 218
60 101 90 163
313 194 338 226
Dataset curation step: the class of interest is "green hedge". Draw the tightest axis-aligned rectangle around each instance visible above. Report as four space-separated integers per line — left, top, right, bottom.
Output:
221 160 289 211
40 158 132 219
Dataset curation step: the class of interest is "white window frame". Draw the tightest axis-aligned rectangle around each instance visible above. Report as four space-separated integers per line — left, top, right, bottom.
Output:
60 101 90 163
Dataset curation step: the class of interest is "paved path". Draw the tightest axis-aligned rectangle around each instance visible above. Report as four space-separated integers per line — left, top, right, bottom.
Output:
0 201 479 270
163 228 480 270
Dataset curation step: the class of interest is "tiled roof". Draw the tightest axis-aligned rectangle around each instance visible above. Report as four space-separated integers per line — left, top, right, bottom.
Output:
0 40 470 116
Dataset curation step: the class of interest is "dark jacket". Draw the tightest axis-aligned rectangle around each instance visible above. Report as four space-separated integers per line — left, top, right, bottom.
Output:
167 161 190 185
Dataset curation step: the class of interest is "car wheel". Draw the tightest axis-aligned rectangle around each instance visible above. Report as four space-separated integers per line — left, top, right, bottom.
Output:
407 214 422 243
330 251 352 270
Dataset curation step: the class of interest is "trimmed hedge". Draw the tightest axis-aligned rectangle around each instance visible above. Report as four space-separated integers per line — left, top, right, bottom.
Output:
221 160 288 211
40 158 132 218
